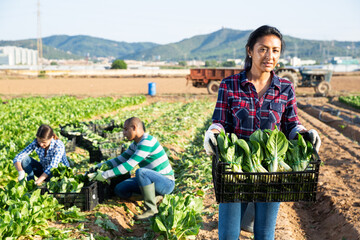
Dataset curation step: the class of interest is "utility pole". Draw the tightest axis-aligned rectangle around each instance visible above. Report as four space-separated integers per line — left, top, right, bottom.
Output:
37 0 43 69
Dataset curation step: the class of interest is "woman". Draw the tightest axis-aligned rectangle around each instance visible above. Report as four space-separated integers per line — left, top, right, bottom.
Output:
203 25 321 240
13 124 70 185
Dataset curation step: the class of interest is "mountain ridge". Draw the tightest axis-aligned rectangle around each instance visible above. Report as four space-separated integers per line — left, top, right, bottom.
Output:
1 28 359 62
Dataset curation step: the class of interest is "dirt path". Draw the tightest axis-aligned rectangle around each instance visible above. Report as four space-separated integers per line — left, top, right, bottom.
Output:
1 74 360 97
0 76 208 96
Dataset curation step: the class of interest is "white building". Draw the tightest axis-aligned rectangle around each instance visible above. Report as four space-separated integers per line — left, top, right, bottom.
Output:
289 57 316 66
0 46 38 66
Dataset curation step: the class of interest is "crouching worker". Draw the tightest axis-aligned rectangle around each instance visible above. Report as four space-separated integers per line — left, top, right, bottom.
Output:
93 117 175 220
13 124 70 185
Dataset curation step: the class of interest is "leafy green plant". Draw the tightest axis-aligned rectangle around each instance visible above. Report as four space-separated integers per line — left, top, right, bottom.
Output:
151 194 203 240
57 206 87 223
0 180 62 238
94 212 119 232
46 163 87 193
285 133 313 171
339 95 360 109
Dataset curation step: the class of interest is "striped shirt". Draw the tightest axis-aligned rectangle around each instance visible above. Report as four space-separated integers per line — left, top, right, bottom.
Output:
104 133 175 180
13 139 70 175
212 70 305 140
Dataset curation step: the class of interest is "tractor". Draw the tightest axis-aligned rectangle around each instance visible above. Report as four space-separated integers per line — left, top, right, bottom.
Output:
186 67 332 95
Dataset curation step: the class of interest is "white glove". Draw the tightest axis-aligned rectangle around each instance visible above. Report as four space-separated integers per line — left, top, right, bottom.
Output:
96 171 111 184
307 129 321 153
18 170 26 181
204 130 217 155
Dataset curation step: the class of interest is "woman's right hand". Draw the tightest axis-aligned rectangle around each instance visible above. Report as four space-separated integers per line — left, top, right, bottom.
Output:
204 130 218 155
18 170 26 181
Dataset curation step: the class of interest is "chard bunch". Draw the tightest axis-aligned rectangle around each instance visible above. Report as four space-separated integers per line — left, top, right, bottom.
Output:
285 133 313 171
263 126 291 172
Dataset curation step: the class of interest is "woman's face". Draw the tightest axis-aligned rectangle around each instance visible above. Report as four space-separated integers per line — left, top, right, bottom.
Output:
248 34 281 73
37 137 52 149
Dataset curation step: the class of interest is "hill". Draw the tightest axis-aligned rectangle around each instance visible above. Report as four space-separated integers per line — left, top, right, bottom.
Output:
42 35 159 58
126 28 360 62
0 35 159 60
1 29 359 62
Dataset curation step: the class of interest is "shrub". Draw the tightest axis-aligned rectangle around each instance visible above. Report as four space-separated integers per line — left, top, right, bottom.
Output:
111 59 127 69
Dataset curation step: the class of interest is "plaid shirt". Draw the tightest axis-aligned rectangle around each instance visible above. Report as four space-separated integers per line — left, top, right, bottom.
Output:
212 70 303 140
13 138 70 175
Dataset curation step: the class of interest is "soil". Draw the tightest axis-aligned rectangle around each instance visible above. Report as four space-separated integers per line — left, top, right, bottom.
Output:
2 72 360 239
1 74 359 97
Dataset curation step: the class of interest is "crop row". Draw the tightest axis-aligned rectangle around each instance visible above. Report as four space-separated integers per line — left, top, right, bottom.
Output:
339 95 360 109
0 95 146 186
0 95 216 239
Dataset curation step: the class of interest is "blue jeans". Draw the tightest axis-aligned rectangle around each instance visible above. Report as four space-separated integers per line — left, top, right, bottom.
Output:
114 168 175 199
219 202 280 240
21 156 52 181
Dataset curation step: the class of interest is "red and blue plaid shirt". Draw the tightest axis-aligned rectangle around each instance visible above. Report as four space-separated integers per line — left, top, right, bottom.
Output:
212 70 303 140
13 138 70 175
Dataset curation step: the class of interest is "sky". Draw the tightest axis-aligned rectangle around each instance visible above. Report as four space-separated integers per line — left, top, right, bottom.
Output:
0 0 360 44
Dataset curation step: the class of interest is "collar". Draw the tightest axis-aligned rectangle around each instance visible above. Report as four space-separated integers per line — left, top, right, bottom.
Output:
240 70 281 90
135 133 148 145
47 139 56 151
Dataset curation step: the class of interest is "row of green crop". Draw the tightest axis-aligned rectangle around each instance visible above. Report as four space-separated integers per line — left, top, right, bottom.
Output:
0 95 146 186
339 95 360 109
0 95 146 239
0 95 216 239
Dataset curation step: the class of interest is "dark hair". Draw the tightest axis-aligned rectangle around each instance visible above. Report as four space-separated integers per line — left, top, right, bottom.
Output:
36 124 58 140
125 117 146 132
244 25 285 71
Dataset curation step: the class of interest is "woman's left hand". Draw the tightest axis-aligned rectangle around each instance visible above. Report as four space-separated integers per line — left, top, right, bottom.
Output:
35 179 44 186
302 129 321 152
35 173 48 185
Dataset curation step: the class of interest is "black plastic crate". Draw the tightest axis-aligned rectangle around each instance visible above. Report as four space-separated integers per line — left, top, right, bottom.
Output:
97 173 131 203
64 136 76 153
212 149 321 203
59 123 88 140
99 145 123 160
41 182 98 211
90 120 115 135
102 131 124 143
77 134 95 150
89 147 103 163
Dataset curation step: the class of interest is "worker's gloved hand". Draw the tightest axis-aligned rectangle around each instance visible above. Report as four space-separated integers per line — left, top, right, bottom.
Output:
94 173 107 182
95 171 111 184
18 170 26 181
89 166 99 173
89 162 104 173
204 130 217 155
303 129 321 153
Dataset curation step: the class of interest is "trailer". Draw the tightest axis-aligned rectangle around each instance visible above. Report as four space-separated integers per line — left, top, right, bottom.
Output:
186 67 332 95
186 68 242 94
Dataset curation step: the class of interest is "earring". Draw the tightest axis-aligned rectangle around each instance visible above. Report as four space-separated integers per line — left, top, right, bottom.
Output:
249 55 252 58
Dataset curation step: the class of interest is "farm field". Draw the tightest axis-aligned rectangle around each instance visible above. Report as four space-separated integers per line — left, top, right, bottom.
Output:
1 73 360 240
1 73 360 96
